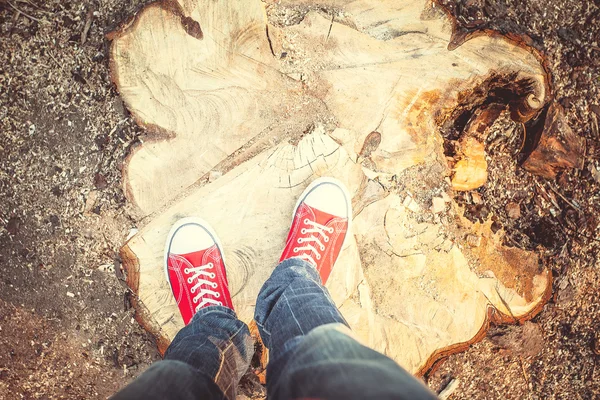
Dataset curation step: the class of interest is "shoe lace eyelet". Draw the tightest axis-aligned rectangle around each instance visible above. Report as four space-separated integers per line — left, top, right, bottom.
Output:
210 273 216 279
293 247 299 253
192 298 198 303
320 245 325 251
215 293 220 298
328 227 334 233
218 301 223 306
212 282 218 288
301 228 306 234
184 268 189 274
297 238 303 244
324 237 329 242
208 263 214 268
187 278 193 284
304 218 309 224
190 288 195 293
316 254 321 260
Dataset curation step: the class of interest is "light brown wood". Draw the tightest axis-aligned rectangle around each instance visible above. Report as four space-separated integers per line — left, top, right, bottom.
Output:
111 0 556 375
451 137 488 191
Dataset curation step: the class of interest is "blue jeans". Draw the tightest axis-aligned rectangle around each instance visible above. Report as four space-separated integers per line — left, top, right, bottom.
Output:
112 259 437 399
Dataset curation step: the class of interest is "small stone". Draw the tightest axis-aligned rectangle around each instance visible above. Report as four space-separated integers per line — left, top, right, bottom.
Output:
431 197 446 213
6 217 20 235
471 192 482 204
113 97 126 117
66 292 75 298
84 191 99 214
49 215 60 227
97 264 114 273
505 202 521 219
94 173 108 189
208 170 222 183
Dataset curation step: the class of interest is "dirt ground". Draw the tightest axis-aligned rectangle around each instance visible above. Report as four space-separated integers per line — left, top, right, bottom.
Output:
0 1 160 398
0 0 599 399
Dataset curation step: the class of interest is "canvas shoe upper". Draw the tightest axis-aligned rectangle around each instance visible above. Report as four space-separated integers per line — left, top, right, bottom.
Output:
164 218 233 325
280 177 352 284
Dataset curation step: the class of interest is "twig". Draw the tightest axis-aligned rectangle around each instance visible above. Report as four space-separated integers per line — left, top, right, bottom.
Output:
6 1 48 24
81 8 94 45
46 50 66 73
535 180 561 211
518 356 530 387
109 119 128 136
16 0 52 14
547 183 581 211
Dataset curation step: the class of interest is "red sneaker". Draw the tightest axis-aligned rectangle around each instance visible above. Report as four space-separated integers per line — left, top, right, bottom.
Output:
164 218 233 325
280 177 352 284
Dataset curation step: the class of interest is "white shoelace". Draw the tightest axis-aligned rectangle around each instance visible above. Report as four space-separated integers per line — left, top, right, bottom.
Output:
184 263 222 311
293 219 334 266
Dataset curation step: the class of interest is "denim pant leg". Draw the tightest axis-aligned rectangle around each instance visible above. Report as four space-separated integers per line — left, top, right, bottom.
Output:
112 306 253 400
254 258 437 400
254 258 348 356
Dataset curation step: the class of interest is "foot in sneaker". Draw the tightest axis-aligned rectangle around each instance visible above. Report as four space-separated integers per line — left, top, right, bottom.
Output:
164 218 233 325
280 177 352 284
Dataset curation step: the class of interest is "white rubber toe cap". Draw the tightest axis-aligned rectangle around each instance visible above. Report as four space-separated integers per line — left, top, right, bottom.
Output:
168 222 215 255
302 178 351 218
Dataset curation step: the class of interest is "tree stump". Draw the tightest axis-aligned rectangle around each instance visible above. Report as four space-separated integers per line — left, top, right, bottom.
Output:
112 0 557 375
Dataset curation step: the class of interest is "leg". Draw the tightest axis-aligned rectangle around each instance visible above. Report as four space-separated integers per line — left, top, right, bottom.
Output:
256 259 436 399
255 178 436 399
113 306 252 400
111 361 223 400
113 218 253 399
254 257 347 357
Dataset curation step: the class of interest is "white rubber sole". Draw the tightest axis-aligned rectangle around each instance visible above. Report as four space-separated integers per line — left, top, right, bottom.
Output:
163 217 226 282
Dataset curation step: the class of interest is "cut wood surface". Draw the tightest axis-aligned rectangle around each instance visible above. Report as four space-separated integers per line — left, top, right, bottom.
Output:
112 0 556 375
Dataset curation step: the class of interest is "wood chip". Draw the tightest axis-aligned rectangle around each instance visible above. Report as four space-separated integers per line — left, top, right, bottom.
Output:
431 197 446 213
84 191 99 214
439 378 460 400
505 202 521 219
